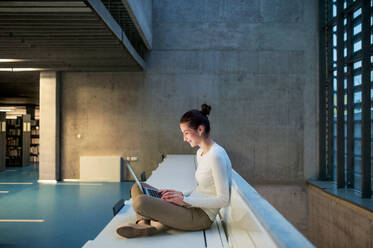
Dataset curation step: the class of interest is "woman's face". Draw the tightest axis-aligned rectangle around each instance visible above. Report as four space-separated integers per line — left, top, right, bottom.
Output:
180 122 203 148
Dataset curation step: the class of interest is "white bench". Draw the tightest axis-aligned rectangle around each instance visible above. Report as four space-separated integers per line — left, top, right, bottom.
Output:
82 155 227 248
83 155 314 248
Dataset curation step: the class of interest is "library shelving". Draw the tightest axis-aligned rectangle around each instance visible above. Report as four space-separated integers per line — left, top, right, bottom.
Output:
30 119 39 163
6 114 31 167
0 113 5 172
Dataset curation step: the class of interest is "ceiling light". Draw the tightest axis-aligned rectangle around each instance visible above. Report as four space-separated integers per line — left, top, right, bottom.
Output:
12 68 43 72
0 68 46 72
0 59 27 63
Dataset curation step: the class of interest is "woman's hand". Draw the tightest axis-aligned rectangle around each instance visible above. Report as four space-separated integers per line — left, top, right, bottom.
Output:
158 189 189 207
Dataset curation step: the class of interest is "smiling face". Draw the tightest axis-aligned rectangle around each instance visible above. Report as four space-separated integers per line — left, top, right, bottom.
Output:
180 122 204 148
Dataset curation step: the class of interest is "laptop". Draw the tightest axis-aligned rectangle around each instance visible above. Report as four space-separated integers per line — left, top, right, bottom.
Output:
125 161 162 198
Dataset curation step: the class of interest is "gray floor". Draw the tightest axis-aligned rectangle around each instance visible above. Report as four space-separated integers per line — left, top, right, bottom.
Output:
0 164 132 248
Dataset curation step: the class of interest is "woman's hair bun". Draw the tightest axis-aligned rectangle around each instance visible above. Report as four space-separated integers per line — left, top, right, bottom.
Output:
201 103 211 116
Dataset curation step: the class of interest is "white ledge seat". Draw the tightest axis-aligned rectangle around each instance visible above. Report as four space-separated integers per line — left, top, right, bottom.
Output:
82 155 227 248
83 154 314 248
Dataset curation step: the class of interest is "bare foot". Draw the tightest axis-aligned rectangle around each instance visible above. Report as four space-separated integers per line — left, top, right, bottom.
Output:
137 219 150 225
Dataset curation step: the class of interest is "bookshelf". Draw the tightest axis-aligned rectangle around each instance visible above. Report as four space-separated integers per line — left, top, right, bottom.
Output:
0 113 5 172
30 119 39 163
6 114 31 167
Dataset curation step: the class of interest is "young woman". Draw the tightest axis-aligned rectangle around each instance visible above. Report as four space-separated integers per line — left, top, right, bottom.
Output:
116 104 232 238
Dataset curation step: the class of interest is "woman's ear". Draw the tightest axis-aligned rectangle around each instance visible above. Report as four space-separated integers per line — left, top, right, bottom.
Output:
197 125 205 136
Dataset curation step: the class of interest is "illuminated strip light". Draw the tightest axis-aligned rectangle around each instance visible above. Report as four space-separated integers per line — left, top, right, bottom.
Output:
0 191 9 193
0 59 28 62
0 68 50 72
0 182 33 185
0 219 45 223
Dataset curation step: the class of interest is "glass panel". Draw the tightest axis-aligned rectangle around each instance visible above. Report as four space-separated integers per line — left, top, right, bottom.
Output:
334 78 337 90
354 40 362 52
353 8 362 19
354 155 362 191
333 114 337 181
333 4 337 18
353 60 362 70
354 121 361 138
354 74 362 86
333 34 337 46
371 106 373 193
334 93 338 106
353 23 362 35
354 91 362 103
333 49 337 62
354 100 360 187
354 107 362 119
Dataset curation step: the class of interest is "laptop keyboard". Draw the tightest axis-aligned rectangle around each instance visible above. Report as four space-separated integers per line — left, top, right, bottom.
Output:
147 188 161 198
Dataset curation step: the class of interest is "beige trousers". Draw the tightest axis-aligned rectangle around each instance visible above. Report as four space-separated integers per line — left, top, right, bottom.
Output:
131 183 212 231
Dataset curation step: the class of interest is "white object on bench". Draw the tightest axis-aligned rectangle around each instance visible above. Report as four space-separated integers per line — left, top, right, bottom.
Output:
80 156 121 182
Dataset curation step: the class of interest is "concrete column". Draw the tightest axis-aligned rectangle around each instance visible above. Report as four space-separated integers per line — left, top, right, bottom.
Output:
39 71 60 181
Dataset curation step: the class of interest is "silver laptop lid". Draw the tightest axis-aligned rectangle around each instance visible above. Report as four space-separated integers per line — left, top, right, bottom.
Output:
125 161 144 193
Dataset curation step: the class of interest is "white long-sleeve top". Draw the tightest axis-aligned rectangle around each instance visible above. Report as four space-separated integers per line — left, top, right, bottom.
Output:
183 142 232 220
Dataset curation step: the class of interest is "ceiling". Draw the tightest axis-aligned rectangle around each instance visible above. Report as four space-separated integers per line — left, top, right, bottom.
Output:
0 0 146 72
0 71 39 105
0 0 149 106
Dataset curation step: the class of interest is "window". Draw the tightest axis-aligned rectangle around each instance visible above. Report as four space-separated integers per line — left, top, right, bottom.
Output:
320 0 372 198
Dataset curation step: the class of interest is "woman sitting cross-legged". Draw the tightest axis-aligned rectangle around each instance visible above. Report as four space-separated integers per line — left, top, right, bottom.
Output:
116 104 232 238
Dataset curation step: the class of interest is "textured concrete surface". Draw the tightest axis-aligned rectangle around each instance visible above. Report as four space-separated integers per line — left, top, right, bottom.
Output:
308 184 373 248
59 0 318 238
39 71 60 180
255 184 308 236
61 0 318 181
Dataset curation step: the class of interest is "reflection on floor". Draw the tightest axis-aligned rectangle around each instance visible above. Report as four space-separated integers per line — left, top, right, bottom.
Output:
0 164 132 248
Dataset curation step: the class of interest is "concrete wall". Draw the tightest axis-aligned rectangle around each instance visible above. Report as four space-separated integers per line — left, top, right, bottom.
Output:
308 184 373 248
60 0 318 236
255 184 308 235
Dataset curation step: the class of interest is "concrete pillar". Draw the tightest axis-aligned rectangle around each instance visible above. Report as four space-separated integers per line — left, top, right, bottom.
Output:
39 71 60 181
